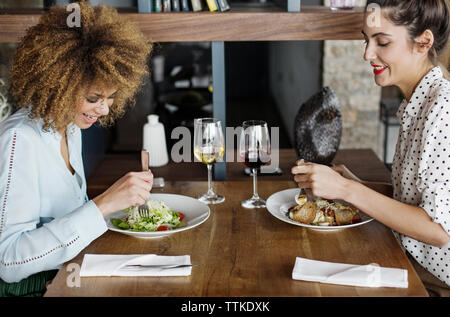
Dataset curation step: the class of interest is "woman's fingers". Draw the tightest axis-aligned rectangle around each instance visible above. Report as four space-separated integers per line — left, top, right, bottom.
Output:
294 174 309 183
120 184 150 207
133 175 153 192
113 172 153 203
296 181 312 189
292 161 313 188
95 171 155 215
136 170 154 181
292 159 317 174
127 171 153 183
133 190 150 206
124 171 153 191
291 164 312 175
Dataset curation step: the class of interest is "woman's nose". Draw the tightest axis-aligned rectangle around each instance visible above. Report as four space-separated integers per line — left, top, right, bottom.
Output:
95 99 109 115
364 43 376 62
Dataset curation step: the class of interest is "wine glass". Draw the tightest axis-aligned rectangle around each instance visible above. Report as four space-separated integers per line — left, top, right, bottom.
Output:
193 118 225 204
239 120 271 209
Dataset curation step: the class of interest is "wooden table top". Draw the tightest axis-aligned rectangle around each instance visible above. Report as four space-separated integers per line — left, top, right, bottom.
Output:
45 177 428 296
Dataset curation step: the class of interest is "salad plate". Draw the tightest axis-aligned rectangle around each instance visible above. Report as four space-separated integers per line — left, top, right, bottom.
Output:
105 193 210 238
266 188 373 231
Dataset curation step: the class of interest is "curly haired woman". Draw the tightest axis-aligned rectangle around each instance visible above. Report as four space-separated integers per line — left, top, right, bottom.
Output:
0 2 153 296
292 0 450 295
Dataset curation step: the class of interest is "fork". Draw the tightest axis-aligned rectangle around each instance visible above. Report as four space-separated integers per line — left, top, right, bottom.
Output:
138 150 151 216
137 206 151 218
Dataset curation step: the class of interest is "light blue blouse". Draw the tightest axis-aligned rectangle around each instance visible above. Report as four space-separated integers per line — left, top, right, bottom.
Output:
0 108 107 283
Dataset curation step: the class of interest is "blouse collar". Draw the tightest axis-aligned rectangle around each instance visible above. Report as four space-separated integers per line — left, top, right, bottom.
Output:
30 112 79 146
400 66 443 118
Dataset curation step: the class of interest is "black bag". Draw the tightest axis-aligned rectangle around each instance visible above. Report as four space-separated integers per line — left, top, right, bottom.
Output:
294 87 342 165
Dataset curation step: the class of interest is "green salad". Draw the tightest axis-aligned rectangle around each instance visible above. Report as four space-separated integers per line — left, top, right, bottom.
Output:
111 200 186 232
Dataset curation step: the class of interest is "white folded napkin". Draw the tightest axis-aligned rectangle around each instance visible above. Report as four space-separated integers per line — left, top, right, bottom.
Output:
80 254 192 277
292 257 408 288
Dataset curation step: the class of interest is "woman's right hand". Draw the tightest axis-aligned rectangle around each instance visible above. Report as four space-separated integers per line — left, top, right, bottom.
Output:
93 171 153 216
291 160 351 201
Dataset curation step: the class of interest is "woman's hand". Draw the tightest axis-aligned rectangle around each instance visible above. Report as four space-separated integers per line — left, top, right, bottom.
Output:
93 171 154 216
291 160 351 201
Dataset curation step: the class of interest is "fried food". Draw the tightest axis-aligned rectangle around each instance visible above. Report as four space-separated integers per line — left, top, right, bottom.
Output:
334 205 356 225
289 201 317 224
288 194 360 226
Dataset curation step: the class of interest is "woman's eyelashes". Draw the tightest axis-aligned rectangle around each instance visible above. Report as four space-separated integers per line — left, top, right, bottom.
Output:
86 94 115 103
86 97 99 103
363 39 390 47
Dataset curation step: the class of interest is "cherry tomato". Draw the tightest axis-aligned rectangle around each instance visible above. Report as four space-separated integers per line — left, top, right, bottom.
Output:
352 215 361 224
157 225 169 231
326 208 334 217
177 212 185 221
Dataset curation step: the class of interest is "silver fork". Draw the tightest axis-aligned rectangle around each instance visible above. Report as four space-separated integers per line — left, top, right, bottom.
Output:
138 150 151 215
137 206 150 218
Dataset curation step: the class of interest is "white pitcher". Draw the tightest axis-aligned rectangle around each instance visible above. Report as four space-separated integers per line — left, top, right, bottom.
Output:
143 114 169 167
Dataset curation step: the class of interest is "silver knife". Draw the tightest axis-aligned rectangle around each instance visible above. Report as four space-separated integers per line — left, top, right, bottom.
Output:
123 264 197 269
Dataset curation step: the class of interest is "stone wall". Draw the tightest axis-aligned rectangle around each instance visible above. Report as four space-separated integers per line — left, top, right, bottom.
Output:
323 0 384 159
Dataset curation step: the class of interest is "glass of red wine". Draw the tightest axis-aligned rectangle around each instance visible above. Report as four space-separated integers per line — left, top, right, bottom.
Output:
239 120 271 209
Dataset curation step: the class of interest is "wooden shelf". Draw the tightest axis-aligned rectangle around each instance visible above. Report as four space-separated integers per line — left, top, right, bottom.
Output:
0 6 364 43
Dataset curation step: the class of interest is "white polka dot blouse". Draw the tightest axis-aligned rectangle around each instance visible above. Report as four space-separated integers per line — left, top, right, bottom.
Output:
391 66 450 286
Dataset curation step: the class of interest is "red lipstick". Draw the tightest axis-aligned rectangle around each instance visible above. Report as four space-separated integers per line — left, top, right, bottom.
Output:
372 64 388 75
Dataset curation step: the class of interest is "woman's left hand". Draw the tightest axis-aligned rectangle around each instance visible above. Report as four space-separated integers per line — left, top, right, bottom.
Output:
291 160 350 200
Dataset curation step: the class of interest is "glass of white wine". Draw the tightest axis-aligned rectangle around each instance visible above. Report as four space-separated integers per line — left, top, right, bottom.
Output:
194 118 225 204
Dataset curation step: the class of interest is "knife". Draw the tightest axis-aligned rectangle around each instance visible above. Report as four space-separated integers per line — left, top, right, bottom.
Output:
122 264 197 269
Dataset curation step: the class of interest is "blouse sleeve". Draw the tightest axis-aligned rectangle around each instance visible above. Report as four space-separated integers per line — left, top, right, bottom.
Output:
0 127 107 283
416 86 450 235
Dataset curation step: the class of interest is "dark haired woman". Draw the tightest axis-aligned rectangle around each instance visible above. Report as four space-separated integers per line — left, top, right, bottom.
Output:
292 0 450 294
0 2 153 296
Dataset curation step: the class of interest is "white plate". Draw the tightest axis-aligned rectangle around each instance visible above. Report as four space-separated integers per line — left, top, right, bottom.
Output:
105 193 210 238
266 188 373 231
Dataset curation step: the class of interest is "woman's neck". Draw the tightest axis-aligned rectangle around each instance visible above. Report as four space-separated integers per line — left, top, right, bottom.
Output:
398 61 435 102
58 128 68 145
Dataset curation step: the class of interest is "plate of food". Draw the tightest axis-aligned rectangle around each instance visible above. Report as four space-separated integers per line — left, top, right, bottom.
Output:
266 188 372 230
105 193 210 238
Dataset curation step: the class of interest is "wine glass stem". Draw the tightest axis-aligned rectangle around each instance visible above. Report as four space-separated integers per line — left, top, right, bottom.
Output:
252 168 259 199
207 164 215 196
